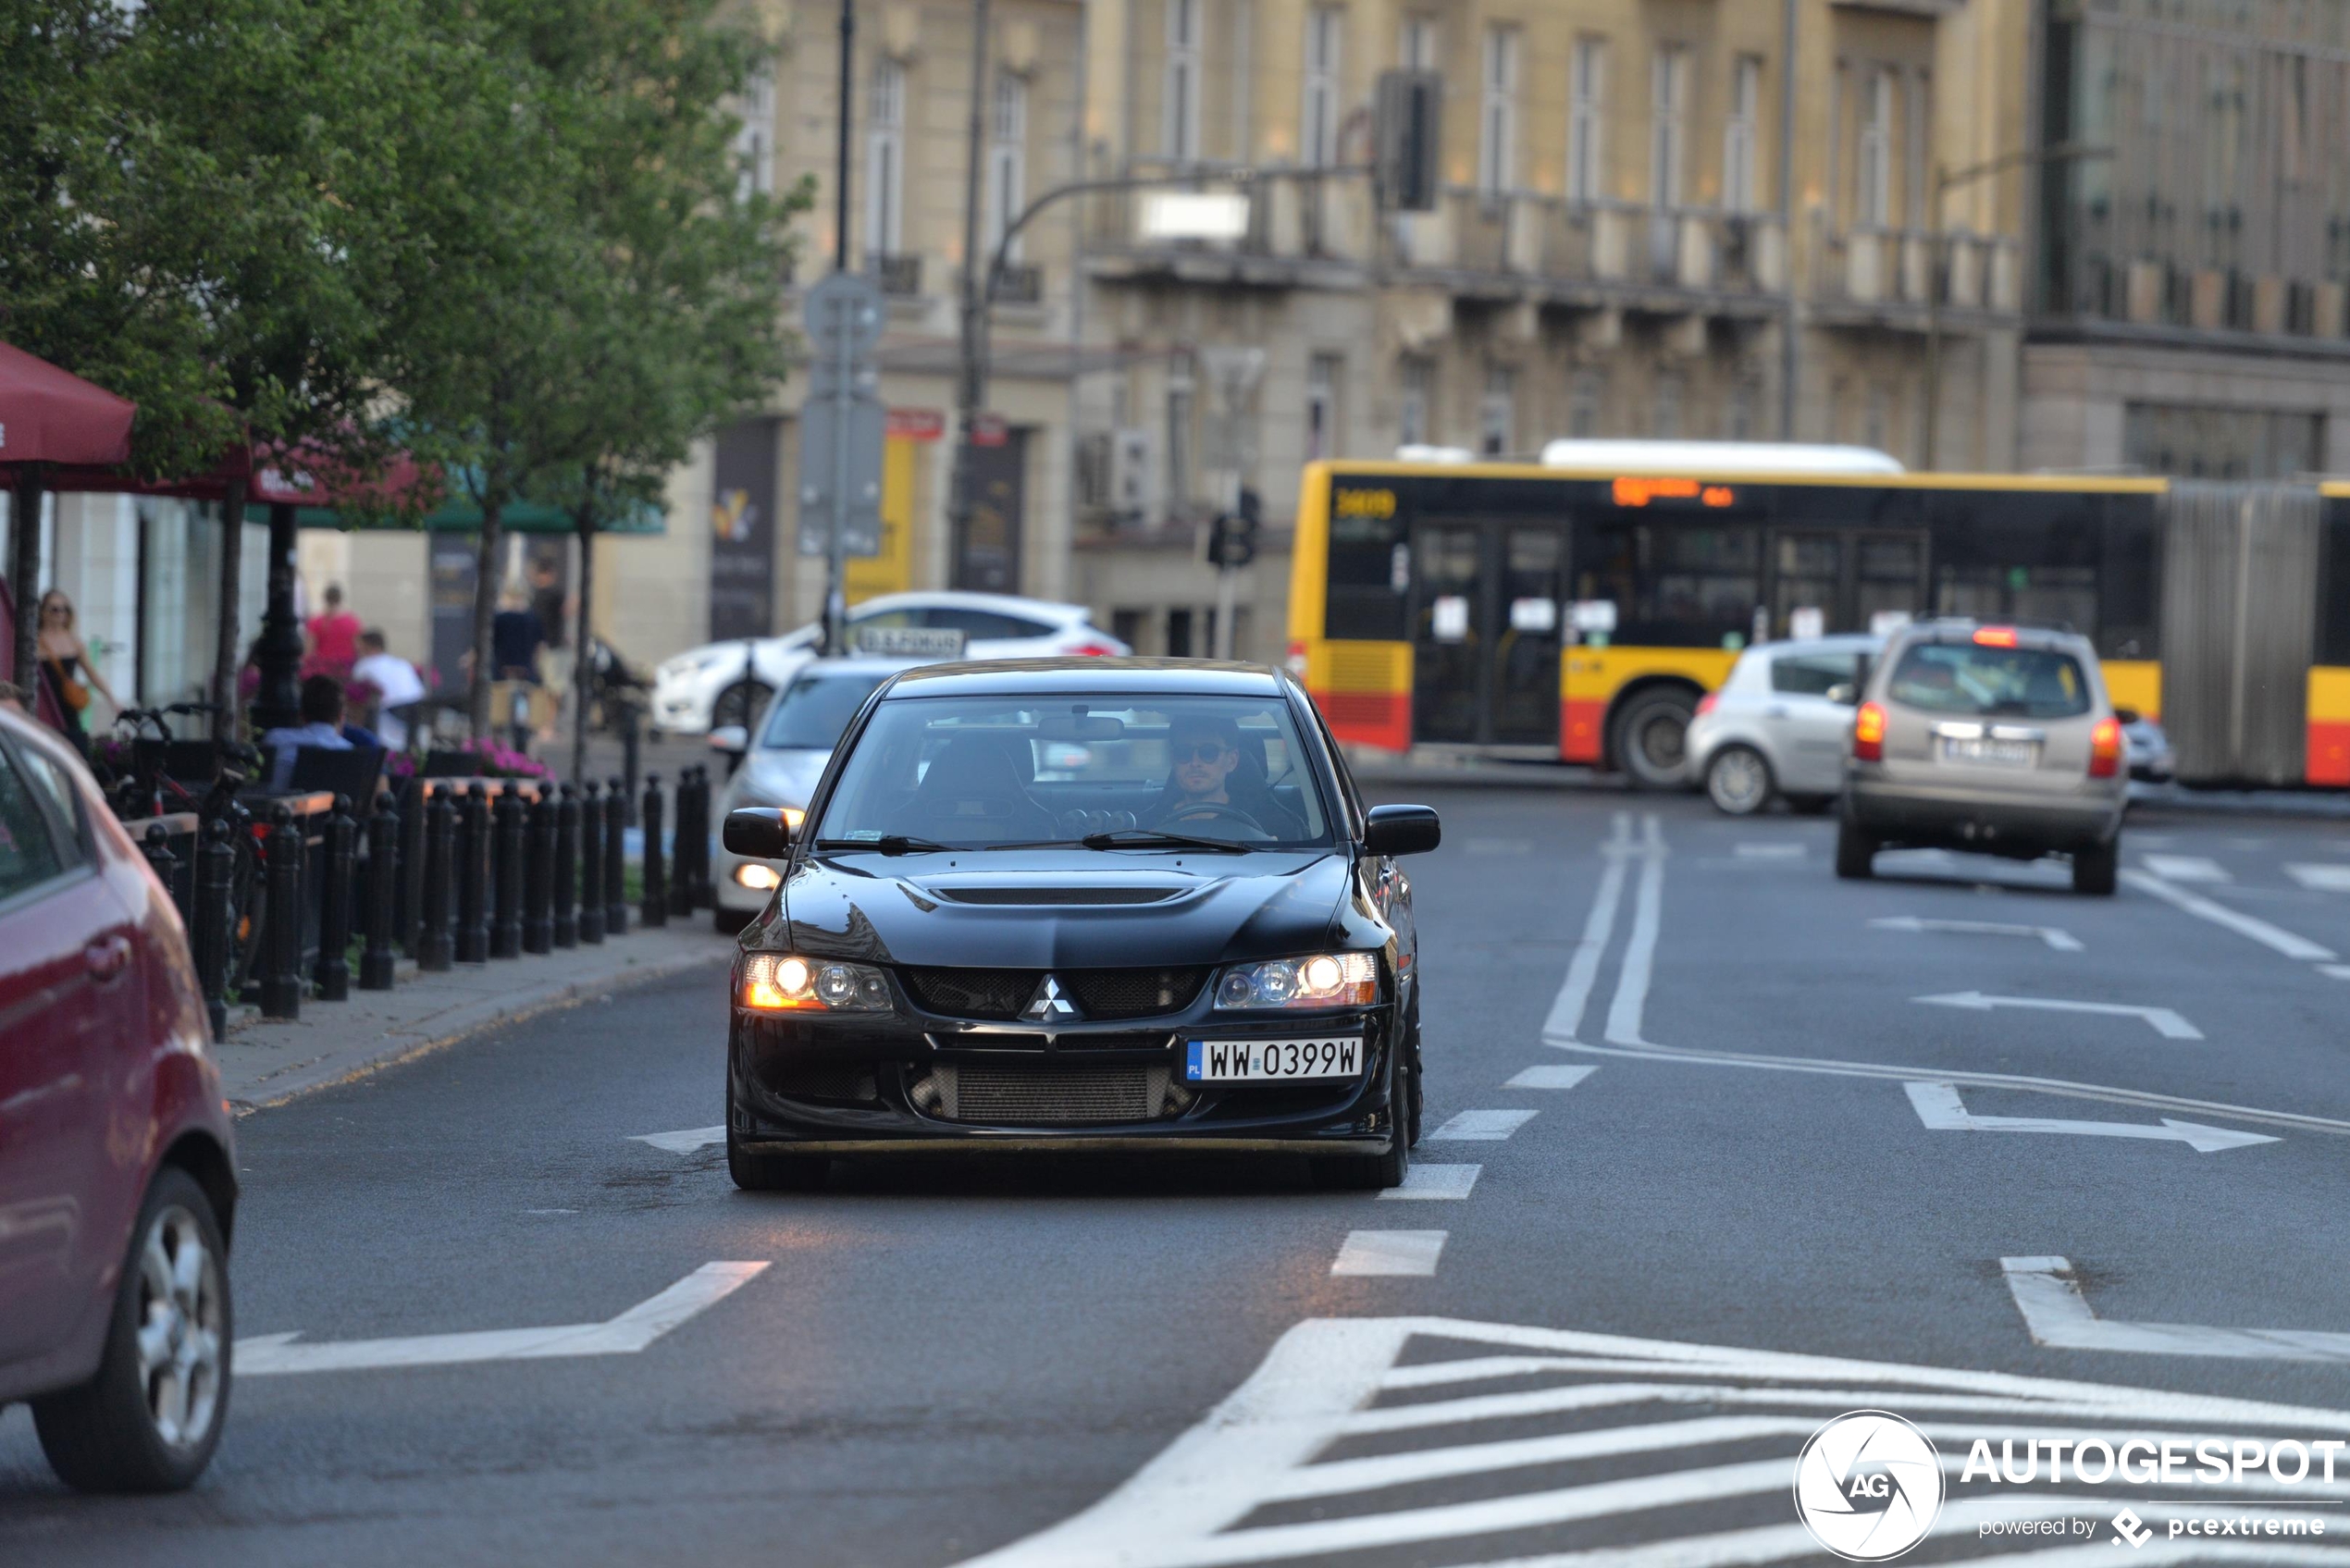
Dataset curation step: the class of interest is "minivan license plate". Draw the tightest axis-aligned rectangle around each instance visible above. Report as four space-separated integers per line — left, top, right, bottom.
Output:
1185 1038 1361 1082
1940 736 2035 768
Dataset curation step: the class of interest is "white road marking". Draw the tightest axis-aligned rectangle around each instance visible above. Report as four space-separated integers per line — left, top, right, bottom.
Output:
1870 915 2084 951
1903 1081 2278 1153
1463 836 1536 856
237 1262 768 1376
2121 868 2337 961
2287 863 2350 893
1604 815 1666 1046
2004 1256 2350 1363
1911 990 2202 1040
2324 965 2350 982
1505 1065 1598 1091
1541 812 1636 1043
1379 1164 1481 1201
1733 842 1804 858
631 1125 726 1154
1428 1108 1540 1142
1330 1230 1446 1277
2143 853 2230 882
953 1315 2350 1568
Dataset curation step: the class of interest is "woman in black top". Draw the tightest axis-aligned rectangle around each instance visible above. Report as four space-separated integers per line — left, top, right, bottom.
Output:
35 589 119 757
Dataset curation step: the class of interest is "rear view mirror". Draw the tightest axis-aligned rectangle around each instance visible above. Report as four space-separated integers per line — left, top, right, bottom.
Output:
1363 803 1441 857
1824 683 1857 706
723 807 794 859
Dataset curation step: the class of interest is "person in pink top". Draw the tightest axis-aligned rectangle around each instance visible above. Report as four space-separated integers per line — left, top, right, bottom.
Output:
305 584 363 677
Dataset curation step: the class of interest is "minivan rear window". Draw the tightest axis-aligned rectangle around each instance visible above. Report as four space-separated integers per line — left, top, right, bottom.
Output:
1886 643 2091 719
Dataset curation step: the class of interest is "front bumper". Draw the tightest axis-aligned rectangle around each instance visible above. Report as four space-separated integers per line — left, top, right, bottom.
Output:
1847 772 2124 856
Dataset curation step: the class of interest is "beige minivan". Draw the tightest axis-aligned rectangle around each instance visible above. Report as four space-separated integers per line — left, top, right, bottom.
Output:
1837 620 2128 895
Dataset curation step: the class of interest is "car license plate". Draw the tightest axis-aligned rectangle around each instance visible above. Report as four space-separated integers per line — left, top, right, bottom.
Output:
1939 736 2036 768
1185 1038 1361 1082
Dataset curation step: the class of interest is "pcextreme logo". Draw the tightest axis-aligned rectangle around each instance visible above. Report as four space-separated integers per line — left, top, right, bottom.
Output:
1791 1411 1947 1562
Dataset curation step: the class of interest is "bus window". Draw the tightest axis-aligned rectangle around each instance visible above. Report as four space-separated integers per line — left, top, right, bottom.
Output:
1578 523 1762 648
1855 535 1926 632
1327 510 1409 640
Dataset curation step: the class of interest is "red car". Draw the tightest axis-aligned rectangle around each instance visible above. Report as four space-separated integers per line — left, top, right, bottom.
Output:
0 703 237 1491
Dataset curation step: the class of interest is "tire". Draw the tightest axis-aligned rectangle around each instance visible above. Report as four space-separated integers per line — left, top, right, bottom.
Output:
710 680 773 732
1703 746 1775 816
1611 688 1700 790
1834 815 1876 880
33 1167 230 1493
1312 1047 1412 1191
725 1076 828 1191
1400 988 1424 1150
2072 837 2119 896
1785 793 1837 816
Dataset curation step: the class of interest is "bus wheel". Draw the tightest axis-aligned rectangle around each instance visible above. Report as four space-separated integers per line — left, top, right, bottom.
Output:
1613 689 1698 790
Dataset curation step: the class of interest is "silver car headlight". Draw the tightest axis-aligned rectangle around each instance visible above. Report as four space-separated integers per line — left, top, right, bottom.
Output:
740 954 889 1012
1214 952 1379 1010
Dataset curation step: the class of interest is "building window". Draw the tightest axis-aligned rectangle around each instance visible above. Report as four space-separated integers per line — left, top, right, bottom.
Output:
1856 67 1894 228
1652 372 1685 438
736 66 775 200
1479 26 1519 195
1479 364 1516 456
1724 56 1761 214
1569 367 1606 438
988 74 1028 262
1568 37 1608 203
866 59 906 256
1302 7 1343 168
1650 44 1689 210
1166 0 1202 162
1399 356 1433 447
1727 378 1759 440
1864 380 1895 454
1399 14 1439 71
1166 367 1195 513
1305 353 1342 462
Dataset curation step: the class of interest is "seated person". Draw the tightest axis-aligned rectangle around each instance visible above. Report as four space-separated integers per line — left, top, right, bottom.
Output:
260 674 354 791
1147 717 1305 839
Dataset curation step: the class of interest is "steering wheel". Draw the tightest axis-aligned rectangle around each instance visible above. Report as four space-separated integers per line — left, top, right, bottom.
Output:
1159 800 1267 833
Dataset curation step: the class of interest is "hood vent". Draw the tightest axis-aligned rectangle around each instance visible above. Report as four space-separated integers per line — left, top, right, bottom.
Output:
927 886 1180 906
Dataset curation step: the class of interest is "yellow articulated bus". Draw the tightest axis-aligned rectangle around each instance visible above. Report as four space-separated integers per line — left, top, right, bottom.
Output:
1285 450 2350 790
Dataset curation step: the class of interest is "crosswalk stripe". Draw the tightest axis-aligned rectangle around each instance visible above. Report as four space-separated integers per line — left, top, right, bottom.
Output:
1429 1107 1540 1141
1507 1065 1598 1091
1379 1163 1480 1200
1330 1229 1445 1277
2287 863 2350 893
2144 853 2230 882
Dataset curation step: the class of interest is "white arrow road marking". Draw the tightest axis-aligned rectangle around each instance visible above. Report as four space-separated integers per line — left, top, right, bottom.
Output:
1903 1082 2279 1153
1331 1230 1445 1277
2143 853 2230 882
1505 1064 1598 1091
631 1125 726 1154
1427 1108 1540 1142
237 1262 769 1376
2288 863 2350 893
1912 990 2202 1040
2122 868 2337 961
1871 916 2084 951
2004 1257 2350 1363
1379 1164 1480 1201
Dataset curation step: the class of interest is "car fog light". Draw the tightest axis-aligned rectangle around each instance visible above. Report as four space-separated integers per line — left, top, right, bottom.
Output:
735 863 783 891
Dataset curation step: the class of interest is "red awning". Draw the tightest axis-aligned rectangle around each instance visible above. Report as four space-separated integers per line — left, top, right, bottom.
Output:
0 341 136 468
24 436 435 513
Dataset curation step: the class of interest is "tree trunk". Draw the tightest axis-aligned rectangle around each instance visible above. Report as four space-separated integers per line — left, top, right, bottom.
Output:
570 498 596 784
467 494 503 741
7 467 43 705
211 476 249 742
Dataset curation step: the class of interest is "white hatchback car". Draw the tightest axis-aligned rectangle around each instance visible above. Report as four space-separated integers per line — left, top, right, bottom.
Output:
651 592 1127 735
1684 635 1882 815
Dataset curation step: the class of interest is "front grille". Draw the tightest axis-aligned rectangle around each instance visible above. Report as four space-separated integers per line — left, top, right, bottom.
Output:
904 967 1045 1019
1062 967 1208 1019
921 1064 1172 1124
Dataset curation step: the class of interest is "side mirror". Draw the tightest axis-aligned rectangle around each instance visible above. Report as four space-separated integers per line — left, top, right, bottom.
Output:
2112 707 2140 726
723 806 794 859
1824 683 1857 707
1363 803 1441 857
709 724 748 754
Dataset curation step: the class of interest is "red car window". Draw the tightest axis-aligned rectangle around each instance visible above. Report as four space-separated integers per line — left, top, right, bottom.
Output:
0 747 68 899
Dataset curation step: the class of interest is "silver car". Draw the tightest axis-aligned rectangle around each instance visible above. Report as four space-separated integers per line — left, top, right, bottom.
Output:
1837 620 2128 895
1685 636 1882 816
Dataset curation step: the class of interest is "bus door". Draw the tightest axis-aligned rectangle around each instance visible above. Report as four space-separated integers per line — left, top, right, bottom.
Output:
1410 522 1564 747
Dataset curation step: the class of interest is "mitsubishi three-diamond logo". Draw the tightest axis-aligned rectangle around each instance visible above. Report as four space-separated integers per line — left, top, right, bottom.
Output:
1021 975 1082 1025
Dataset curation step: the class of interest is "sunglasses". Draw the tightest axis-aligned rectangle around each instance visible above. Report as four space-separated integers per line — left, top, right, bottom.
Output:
1173 741 1229 761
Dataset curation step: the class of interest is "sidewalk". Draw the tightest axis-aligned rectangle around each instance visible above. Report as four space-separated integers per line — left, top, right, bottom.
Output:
217 922 736 1113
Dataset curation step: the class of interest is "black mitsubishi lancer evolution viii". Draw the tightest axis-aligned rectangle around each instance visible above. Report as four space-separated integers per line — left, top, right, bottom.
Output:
718 659 1441 1191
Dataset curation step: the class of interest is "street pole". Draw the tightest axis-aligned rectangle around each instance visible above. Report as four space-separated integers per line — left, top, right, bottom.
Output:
835 0 853 276
946 0 991 592
1775 0 1800 441
823 0 855 655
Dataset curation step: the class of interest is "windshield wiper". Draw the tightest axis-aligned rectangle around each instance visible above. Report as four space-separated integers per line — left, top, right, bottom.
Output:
1079 829 1251 853
811 835 956 856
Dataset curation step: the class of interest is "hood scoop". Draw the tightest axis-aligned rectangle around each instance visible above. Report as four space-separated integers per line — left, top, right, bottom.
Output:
927 885 1181 907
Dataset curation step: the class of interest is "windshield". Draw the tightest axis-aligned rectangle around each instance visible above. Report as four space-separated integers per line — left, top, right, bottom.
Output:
813 694 1333 848
761 673 889 750
1886 643 2091 719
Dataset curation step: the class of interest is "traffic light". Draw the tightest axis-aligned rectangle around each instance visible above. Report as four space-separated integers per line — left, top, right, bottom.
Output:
1209 488 1260 569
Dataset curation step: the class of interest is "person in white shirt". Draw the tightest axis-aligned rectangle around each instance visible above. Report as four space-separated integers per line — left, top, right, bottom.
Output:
352 629 427 750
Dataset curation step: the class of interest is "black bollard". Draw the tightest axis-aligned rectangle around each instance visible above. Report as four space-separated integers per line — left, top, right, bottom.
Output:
689 767 716 910
455 784 489 963
604 776 629 935
418 788 455 971
640 773 668 927
192 818 234 1040
553 783 580 948
314 795 355 1002
490 783 526 959
577 784 606 945
397 775 426 956
669 766 698 918
141 822 179 905
258 805 304 1019
361 794 399 990
523 787 555 955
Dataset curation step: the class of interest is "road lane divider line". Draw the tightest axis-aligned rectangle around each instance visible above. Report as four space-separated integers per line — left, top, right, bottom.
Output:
1602 814 1667 1047
1331 1230 1447 1277
1903 1081 2279 1153
1541 812 1638 1044
2003 1257 2350 1364
1911 991 2202 1040
2143 854 2231 883
632 1125 727 1154
2287 863 2350 893
2121 868 2337 961
1505 1065 1597 1091
1427 1109 1539 1142
1379 1164 1481 1201
1870 915 2084 951
1734 842 1805 858
237 1262 770 1376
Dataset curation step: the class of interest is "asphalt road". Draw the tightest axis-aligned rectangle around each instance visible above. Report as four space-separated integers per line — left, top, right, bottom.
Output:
10 789 2350 1566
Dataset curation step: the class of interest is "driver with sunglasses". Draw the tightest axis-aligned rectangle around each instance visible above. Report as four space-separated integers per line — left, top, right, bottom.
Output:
1149 716 1304 839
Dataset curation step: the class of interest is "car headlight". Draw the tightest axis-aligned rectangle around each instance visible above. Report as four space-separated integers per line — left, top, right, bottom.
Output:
1214 952 1379 1010
734 863 783 891
740 954 891 1012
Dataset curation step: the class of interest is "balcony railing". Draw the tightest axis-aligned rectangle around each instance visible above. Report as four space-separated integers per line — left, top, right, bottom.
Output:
2046 243 2348 340
994 262 1044 305
1402 191 1787 300
1812 224 2022 316
875 252 922 297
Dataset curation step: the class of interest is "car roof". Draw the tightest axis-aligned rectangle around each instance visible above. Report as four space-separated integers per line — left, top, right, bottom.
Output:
882 657 1287 699
851 589 1091 622
1892 619 2093 652
1755 634 1882 655
788 656 934 680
